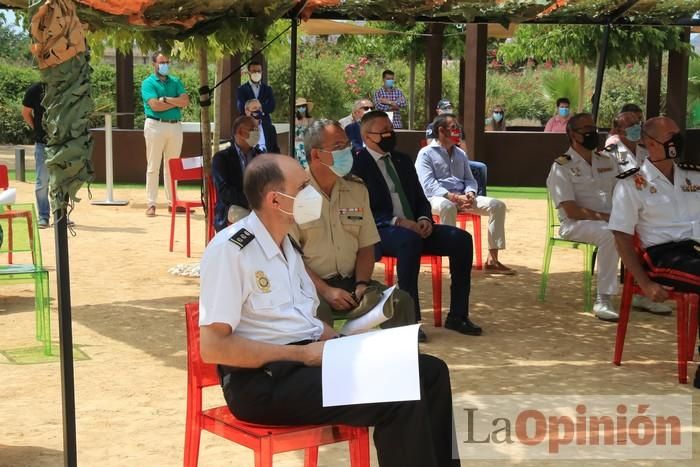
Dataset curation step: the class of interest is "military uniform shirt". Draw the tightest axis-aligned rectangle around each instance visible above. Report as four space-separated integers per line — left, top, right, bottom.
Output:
199 211 324 344
546 147 619 225
605 135 648 170
291 173 380 279
608 159 700 249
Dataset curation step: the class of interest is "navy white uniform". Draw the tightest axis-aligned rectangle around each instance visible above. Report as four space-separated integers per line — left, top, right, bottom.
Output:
546 147 620 296
608 160 700 293
199 211 460 467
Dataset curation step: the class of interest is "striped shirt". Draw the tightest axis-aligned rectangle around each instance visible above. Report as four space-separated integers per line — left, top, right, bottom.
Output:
373 87 407 129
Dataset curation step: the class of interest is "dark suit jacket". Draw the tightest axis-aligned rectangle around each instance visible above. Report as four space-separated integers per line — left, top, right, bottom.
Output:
258 119 280 153
236 82 275 121
352 148 432 228
212 144 261 231
345 122 363 154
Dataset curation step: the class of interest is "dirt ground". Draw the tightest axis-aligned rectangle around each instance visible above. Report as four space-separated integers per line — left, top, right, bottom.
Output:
1 170 699 466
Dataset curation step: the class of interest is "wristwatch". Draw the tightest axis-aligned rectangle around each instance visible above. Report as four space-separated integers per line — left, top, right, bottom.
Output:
159 96 168 103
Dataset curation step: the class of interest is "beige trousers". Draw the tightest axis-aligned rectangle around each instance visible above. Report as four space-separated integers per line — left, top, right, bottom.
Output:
429 195 507 250
144 118 183 207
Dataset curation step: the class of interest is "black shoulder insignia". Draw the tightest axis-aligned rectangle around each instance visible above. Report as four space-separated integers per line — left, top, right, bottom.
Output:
677 161 700 172
555 154 571 165
229 228 254 249
344 174 365 184
616 167 640 179
288 235 304 255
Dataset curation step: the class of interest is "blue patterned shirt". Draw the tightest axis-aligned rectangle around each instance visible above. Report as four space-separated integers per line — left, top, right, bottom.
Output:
373 87 407 129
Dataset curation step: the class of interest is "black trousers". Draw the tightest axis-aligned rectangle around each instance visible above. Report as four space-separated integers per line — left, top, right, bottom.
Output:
222 354 460 467
645 240 700 342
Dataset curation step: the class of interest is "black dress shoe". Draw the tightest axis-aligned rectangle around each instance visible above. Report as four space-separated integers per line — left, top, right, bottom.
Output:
444 317 482 336
418 328 428 343
694 366 700 389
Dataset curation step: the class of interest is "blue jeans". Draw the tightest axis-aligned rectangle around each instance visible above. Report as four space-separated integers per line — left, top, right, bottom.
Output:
469 160 487 196
34 142 50 221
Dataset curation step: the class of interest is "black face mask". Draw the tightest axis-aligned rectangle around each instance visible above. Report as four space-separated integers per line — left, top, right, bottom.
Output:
661 132 684 160
580 131 598 150
377 131 397 153
251 110 263 120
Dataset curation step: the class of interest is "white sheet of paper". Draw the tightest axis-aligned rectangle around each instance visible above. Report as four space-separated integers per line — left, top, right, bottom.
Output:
182 156 203 169
0 188 17 205
321 323 421 407
339 285 396 335
385 111 394 123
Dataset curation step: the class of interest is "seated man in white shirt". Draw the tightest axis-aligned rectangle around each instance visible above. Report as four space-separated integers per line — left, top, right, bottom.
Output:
415 114 513 275
604 111 648 170
199 153 461 466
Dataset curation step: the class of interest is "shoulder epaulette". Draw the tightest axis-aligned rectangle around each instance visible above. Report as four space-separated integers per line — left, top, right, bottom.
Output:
288 235 304 255
229 228 254 249
344 174 365 184
616 167 640 179
677 161 700 172
555 154 571 165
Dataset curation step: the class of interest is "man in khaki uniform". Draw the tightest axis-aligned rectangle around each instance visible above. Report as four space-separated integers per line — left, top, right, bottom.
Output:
290 119 420 339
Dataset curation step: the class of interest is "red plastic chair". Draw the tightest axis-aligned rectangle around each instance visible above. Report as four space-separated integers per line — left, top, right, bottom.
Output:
380 255 443 327
169 158 204 257
184 303 370 467
432 213 483 270
205 175 217 242
613 246 699 384
0 164 8 191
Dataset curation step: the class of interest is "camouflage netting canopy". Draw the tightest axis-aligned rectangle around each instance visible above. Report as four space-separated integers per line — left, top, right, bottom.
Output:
3 1 700 38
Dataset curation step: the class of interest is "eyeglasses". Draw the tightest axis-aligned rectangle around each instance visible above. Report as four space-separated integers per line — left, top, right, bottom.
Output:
360 106 374 111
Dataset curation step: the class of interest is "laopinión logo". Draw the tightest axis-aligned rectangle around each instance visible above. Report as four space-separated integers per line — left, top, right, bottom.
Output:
453 395 692 460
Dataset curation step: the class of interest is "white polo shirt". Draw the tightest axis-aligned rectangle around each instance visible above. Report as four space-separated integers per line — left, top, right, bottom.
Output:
546 147 619 225
199 211 324 344
608 159 700 249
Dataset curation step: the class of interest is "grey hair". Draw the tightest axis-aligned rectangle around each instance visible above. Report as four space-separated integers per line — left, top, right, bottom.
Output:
244 98 261 112
353 98 372 111
304 119 343 159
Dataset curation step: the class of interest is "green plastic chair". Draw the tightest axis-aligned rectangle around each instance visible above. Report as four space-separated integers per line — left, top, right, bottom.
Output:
0 203 51 355
538 194 597 312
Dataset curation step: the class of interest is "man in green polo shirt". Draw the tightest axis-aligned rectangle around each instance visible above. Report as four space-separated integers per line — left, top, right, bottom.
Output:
141 52 190 217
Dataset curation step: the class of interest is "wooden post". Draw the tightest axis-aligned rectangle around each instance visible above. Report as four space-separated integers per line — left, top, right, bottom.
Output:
116 48 134 129
458 57 465 120
215 54 241 143
578 64 585 112
408 50 416 130
462 24 487 160
198 43 213 243
645 52 662 119
424 23 445 124
666 27 690 131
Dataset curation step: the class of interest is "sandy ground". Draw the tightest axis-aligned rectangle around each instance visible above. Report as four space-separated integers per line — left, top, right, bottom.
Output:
1 163 699 466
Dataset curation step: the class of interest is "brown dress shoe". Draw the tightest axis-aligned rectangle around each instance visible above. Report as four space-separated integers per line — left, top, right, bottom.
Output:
145 206 156 217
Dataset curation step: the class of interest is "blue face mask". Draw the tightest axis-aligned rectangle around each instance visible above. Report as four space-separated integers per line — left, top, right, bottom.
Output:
625 123 642 142
384 79 394 88
492 112 503 122
322 146 354 177
157 63 169 76
558 107 570 118
297 106 307 115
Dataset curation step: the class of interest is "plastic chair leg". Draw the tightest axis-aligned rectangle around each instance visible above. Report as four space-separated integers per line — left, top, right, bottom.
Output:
349 428 370 467
583 245 595 312
688 295 699 361
38 272 51 355
183 418 201 467
676 296 689 384
169 208 176 252
473 216 483 270
538 240 554 301
383 257 395 286
255 437 273 467
613 276 635 366
431 256 442 327
186 210 192 258
303 447 319 467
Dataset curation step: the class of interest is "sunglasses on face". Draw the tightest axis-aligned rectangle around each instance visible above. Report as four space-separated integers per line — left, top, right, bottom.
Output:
360 106 374 111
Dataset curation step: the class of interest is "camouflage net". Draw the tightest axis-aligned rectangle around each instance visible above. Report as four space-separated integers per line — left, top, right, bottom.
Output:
30 0 94 213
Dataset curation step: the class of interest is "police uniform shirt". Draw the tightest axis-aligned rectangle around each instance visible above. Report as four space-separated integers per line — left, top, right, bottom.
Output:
608 159 700 249
546 147 619 224
291 173 380 279
199 211 324 344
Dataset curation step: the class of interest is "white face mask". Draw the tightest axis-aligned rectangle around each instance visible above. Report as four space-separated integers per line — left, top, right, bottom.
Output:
277 185 323 224
246 129 260 147
250 72 262 83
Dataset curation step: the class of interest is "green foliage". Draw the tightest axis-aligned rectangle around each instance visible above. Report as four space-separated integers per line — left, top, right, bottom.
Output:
686 57 700 128
486 69 551 124
340 22 426 61
0 15 32 64
498 25 693 68
542 68 579 110
0 63 39 144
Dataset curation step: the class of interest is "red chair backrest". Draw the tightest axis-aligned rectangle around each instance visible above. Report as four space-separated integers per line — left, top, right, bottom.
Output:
0 164 8 190
169 157 203 204
419 139 428 148
185 302 221 390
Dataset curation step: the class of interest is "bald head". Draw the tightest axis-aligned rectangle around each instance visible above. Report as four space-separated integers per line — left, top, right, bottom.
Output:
642 117 679 140
642 116 682 161
244 154 304 211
